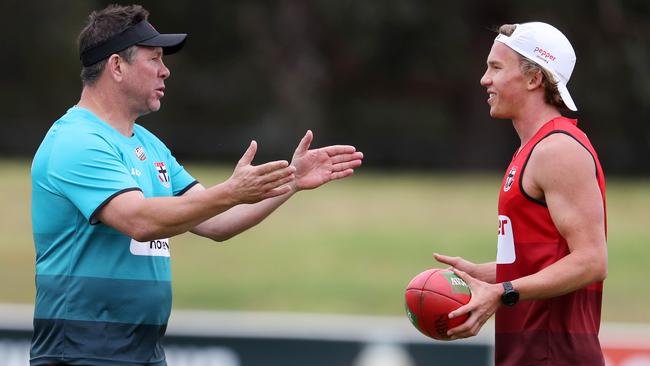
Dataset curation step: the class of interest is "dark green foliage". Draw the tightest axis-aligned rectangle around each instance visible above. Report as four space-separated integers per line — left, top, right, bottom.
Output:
0 0 648 174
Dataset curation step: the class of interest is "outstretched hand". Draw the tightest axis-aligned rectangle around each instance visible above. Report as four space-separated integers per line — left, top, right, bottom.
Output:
227 140 296 204
291 130 364 191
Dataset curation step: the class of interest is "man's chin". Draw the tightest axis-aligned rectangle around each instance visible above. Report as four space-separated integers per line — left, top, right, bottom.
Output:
147 101 162 113
489 108 510 120
136 104 160 119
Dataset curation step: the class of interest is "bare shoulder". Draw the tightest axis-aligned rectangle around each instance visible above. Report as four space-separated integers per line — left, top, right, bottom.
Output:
523 133 596 199
529 133 595 175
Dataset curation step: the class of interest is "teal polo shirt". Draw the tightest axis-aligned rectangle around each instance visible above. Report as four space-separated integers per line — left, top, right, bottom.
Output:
30 106 197 365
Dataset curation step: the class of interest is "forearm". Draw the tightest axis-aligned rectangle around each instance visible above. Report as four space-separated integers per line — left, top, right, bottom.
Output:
101 182 238 241
512 247 607 301
192 185 297 241
136 191 232 240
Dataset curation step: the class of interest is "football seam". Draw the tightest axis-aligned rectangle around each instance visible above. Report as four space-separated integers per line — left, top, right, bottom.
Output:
417 271 438 339
417 288 468 306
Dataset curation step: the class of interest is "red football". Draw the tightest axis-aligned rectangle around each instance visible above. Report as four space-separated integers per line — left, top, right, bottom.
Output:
404 268 472 340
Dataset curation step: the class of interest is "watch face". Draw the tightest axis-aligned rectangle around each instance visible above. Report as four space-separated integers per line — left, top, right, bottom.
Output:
502 290 519 306
501 282 519 306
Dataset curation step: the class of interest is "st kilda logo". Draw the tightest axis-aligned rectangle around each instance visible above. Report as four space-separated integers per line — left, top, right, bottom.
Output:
134 146 147 161
504 166 517 192
154 162 171 188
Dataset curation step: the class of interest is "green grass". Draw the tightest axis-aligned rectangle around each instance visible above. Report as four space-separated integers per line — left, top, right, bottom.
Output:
2 159 648 322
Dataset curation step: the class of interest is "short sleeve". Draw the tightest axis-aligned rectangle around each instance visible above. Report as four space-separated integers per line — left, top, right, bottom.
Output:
168 153 198 196
48 132 141 224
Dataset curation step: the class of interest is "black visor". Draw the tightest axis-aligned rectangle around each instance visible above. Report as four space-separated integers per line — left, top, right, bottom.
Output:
80 20 187 67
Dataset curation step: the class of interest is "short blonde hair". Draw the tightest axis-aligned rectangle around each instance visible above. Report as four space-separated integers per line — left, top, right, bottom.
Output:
498 24 567 109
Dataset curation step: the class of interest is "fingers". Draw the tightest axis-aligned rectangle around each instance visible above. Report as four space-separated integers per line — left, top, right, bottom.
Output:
331 159 363 173
236 140 291 175
237 140 258 167
447 302 489 339
331 151 364 164
434 252 451 262
444 270 501 340
433 253 458 267
322 145 359 157
261 166 296 187
447 269 475 319
448 310 490 340
327 156 363 181
447 315 473 339
449 323 481 340
255 160 291 175
318 150 363 177
295 130 314 155
229 146 296 203
451 268 471 283
237 142 293 174
448 303 471 320
258 169 297 199
330 169 355 181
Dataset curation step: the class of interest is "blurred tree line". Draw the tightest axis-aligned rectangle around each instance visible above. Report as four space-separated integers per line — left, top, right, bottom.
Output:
1 0 648 174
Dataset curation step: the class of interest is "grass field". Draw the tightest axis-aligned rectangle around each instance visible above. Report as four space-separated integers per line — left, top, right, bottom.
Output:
1 159 648 322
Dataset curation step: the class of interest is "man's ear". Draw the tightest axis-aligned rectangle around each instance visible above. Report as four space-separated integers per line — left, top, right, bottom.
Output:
527 69 544 91
106 54 124 82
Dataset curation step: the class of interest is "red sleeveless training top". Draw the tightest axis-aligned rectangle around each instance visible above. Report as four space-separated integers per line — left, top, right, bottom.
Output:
495 117 606 366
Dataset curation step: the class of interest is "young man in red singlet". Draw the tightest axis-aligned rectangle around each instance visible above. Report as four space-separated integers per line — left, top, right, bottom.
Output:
434 22 607 365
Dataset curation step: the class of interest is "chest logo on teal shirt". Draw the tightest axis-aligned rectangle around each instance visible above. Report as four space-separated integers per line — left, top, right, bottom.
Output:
134 146 147 161
154 161 171 188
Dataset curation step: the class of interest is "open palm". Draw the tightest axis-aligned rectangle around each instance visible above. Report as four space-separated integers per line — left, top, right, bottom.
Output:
291 130 363 191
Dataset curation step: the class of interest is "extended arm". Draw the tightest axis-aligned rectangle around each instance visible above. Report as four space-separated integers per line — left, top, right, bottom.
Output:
191 130 364 241
96 141 295 241
187 182 294 241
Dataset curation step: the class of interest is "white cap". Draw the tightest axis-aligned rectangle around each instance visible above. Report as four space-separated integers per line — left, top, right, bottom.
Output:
495 22 577 111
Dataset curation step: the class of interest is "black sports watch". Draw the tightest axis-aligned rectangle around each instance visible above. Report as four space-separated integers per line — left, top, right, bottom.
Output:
501 281 519 306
